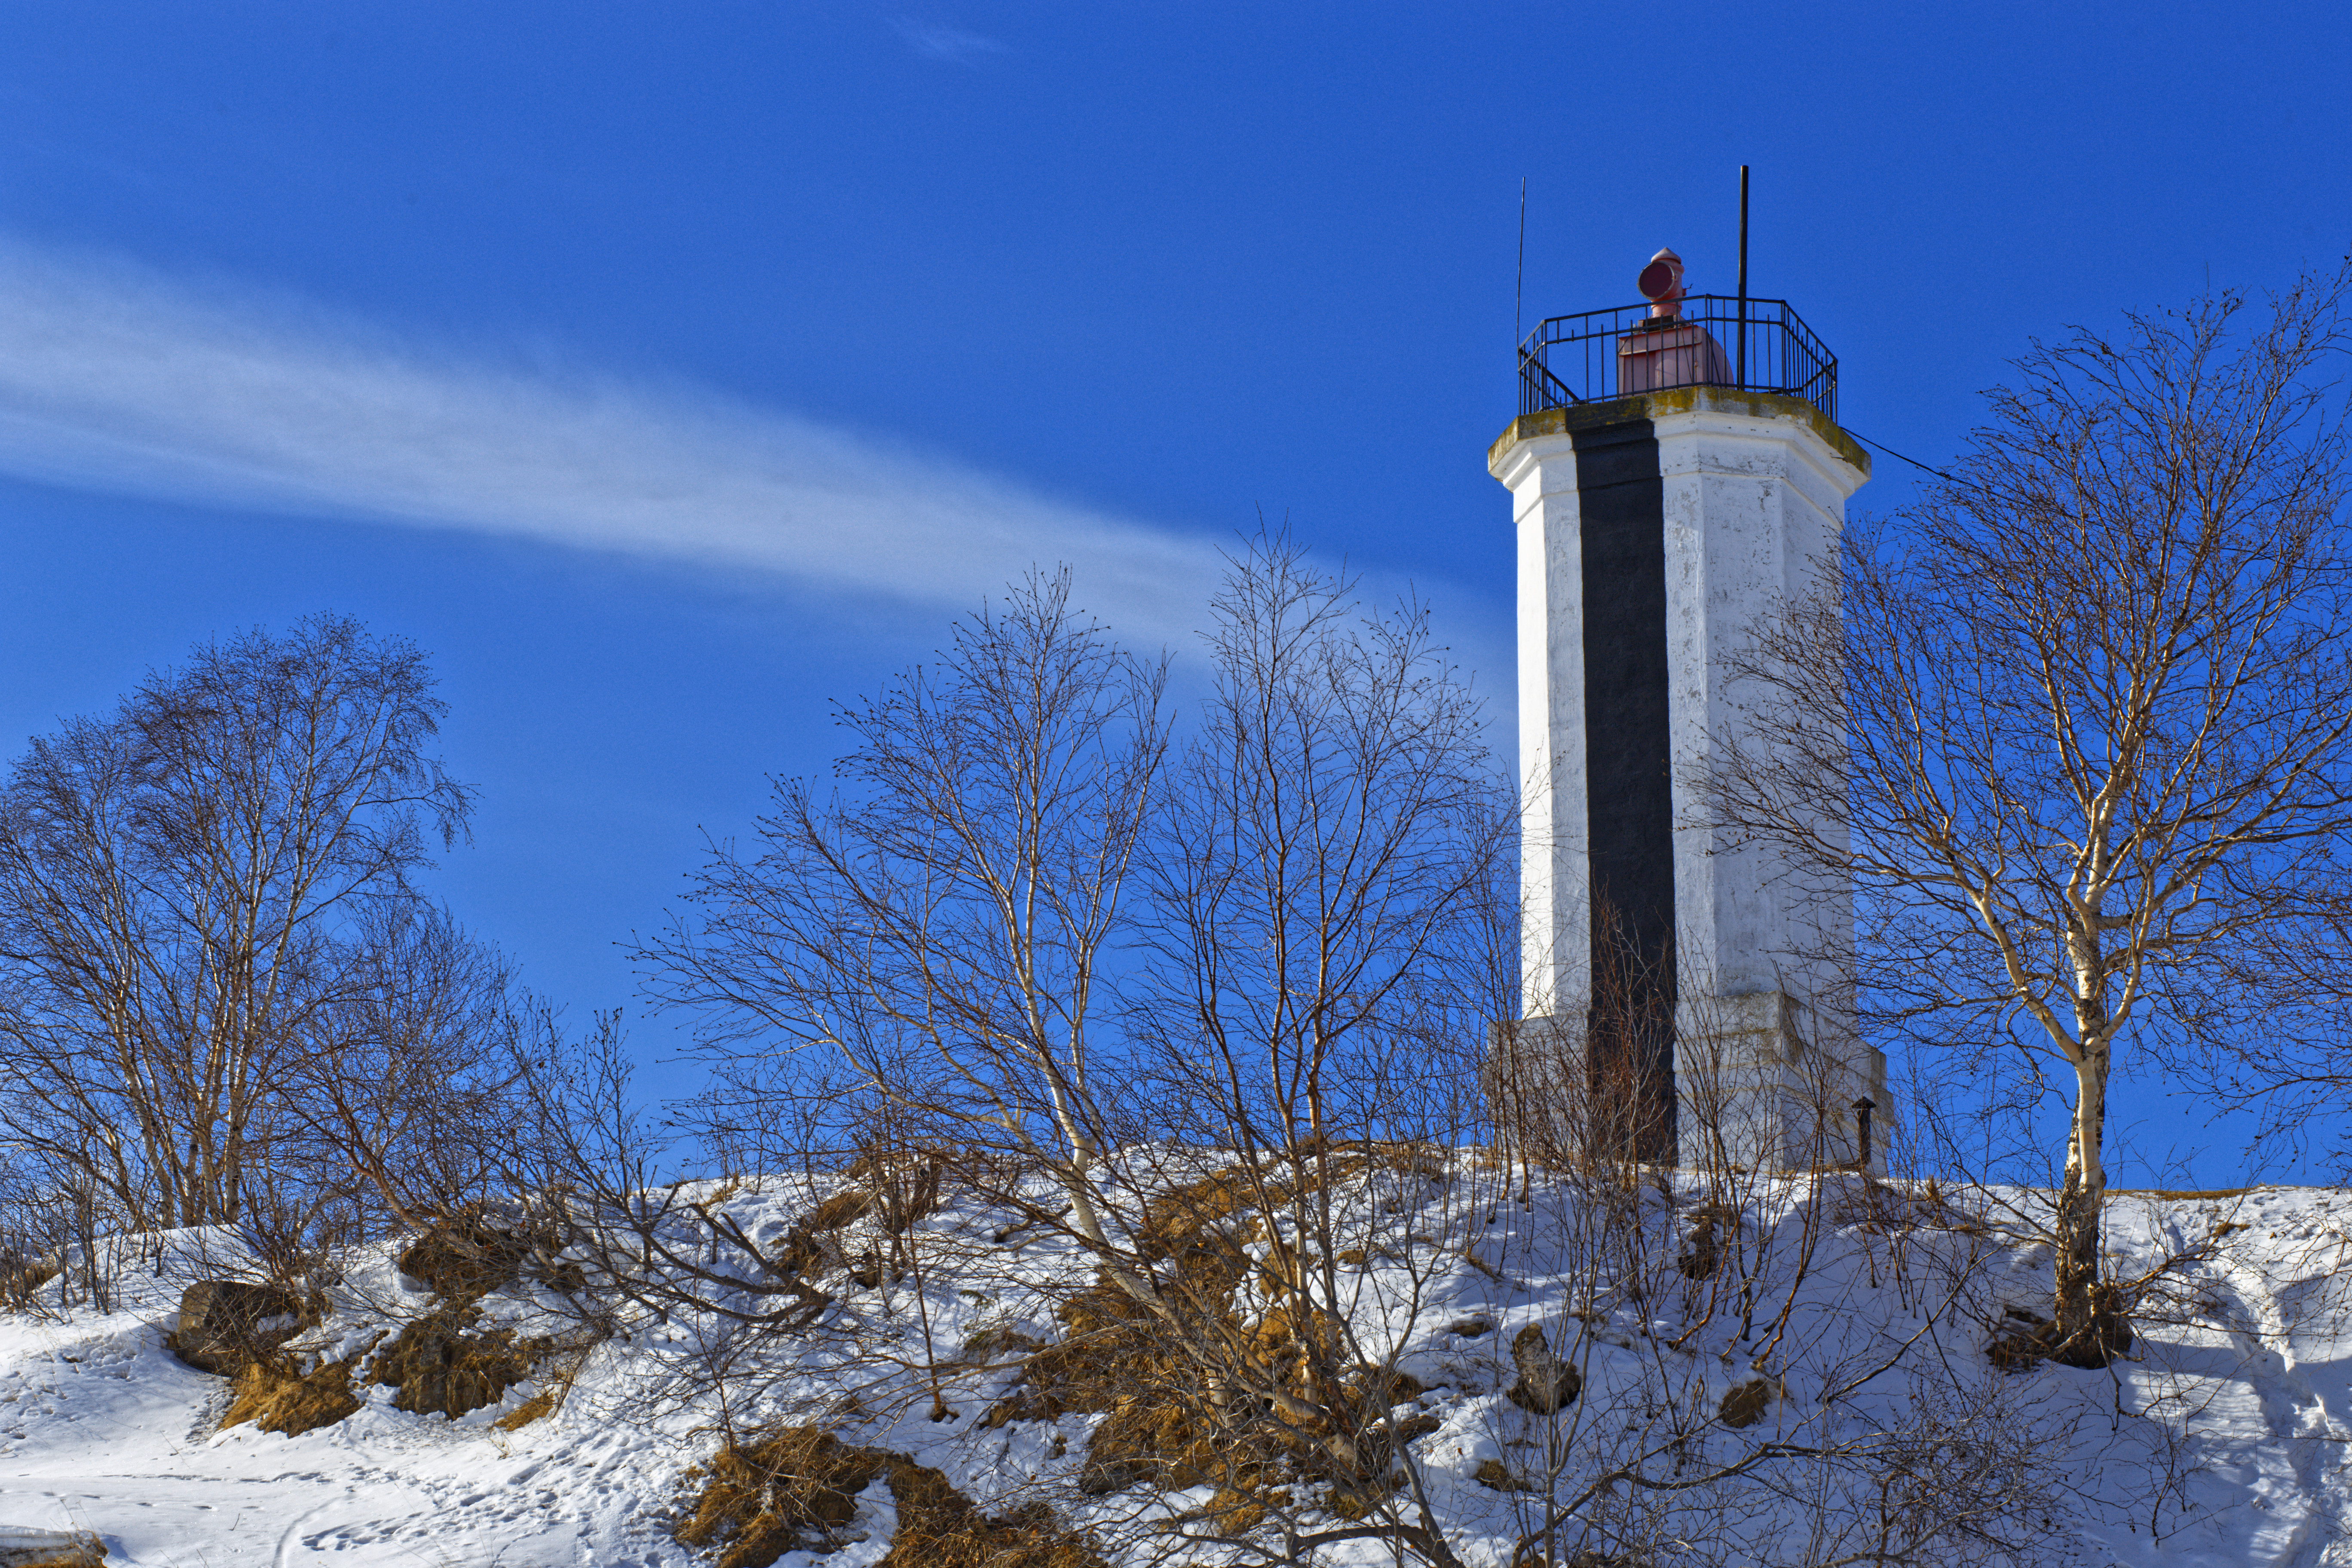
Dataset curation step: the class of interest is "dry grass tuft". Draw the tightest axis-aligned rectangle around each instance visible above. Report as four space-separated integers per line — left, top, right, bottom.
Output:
373 1304 548 1419
676 1425 882 1567
493 1389 557 1431
805 1189 874 1233
396 1216 534 1299
168 1280 311 1376
488 1335 603 1432
1472 1458 1535 1492
883 1457 1101 1568
1677 1202 1738 1279
980 1162 1424 1525
674 1424 1102 1568
982 1170 1270 1498
0 1253 61 1315
1718 1378 1772 1428
219 1356 364 1436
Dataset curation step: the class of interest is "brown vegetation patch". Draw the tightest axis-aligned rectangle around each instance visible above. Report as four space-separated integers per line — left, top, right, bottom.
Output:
489 1336 601 1431
885 1455 1099 1568
805 1189 874 1234
761 1152 947 1284
1985 1306 2054 1373
372 1304 548 1419
1677 1203 1737 1279
1504 1324 1581 1414
1351 1365 1426 1409
1185 1483 1289 1535
0 1252 61 1314
765 1173 925 1286
1078 1384 1227 1497
0 1530 106 1567
984 1175 1268 1493
982 1170 1264 1433
220 1356 364 1436
1718 1378 1772 1429
674 1424 1102 1568
493 1389 557 1431
961 1326 1045 1364
1138 1167 1271 1265
396 1216 535 1299
676 1426 882 1568
978 1165 1428 1522
1472 1458 1534 1491
849 1147 946 1237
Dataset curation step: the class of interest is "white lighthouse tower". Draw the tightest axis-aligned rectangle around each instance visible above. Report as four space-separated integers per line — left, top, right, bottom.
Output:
1491 248 1886 1170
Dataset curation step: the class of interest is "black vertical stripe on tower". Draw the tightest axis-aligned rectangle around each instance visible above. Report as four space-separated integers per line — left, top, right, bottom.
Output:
1571 417 1677 1160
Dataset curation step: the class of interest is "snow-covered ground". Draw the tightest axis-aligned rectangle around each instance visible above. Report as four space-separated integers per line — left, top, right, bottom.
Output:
1 1171 2347 1566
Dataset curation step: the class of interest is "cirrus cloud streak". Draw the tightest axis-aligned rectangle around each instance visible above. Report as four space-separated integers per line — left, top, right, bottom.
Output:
0 240 1221 641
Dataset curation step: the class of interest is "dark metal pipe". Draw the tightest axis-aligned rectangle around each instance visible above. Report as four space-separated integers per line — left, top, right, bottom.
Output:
1736 165 1750 389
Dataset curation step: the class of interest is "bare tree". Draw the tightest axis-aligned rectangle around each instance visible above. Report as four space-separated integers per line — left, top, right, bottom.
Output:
1132 537 1506 1153
1107 538 1510 1560
290 901 538 1233
637 551 1533 1564
0 613 484 1239
640 566 1169 1251
1706 264 2352 1361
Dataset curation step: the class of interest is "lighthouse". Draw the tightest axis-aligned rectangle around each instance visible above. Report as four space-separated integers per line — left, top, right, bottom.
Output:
1491 249 1887 1170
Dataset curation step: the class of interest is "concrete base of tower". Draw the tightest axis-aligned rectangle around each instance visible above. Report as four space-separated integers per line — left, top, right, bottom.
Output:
1484 1014 1674 1166
1675 991 1888 1174
1486 995 1889 1174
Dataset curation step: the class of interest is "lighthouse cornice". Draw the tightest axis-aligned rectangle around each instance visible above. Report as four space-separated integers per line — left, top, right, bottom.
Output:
1488 384 1870 487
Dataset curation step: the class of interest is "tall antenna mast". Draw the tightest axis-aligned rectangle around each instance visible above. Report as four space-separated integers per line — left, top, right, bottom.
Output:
1736 165 1750 388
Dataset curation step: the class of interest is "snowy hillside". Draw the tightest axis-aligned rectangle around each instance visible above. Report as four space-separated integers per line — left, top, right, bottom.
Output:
0 1166 2345 1567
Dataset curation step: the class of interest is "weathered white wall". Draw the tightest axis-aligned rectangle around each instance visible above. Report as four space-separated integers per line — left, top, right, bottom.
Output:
1649 401 1880 1168
1654 402 1855 1005
1498 429 1589 1021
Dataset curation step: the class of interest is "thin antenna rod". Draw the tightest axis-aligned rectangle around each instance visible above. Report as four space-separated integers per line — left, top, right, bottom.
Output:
1513 176 1528 410
1736 164 1750 389
1514 175 1528 349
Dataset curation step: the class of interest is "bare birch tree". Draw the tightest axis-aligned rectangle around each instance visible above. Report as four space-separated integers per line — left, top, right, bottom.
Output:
0 614 486 1237
1706 264 2352 1362
637 552 1528 1564
289 900 538 1232
1131 539 1505 1147
639 567 1169 1252
1109 538 1510 1560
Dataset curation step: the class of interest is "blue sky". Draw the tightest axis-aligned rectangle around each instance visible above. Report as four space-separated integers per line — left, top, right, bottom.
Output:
2 2 2346 1182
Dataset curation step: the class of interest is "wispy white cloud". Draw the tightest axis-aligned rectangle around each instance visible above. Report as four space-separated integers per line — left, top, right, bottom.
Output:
889 18 1009 64
0 240 1220 642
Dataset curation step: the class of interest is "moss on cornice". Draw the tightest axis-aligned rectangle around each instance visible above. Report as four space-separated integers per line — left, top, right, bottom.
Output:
1488 386 1871 481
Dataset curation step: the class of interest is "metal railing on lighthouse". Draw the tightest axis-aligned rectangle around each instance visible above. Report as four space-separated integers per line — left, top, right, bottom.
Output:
1516 293 1840 425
